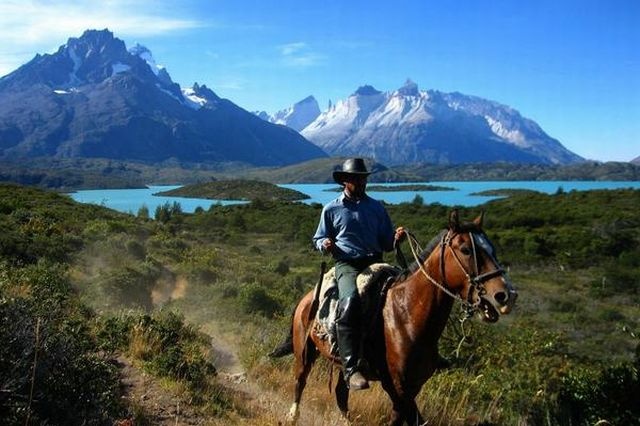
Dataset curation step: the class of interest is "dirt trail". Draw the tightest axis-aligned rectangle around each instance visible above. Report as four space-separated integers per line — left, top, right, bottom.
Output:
118 324 348 425
208 325 349 425
118 356 205 425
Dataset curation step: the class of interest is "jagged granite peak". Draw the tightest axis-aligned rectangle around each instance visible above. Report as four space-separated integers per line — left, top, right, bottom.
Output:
396 79 419 96
255 95 321 131
182 82 221 110
301 81 583 165
354 85 382 96
0 30 327 166
0 28 170 93
128 42 174 84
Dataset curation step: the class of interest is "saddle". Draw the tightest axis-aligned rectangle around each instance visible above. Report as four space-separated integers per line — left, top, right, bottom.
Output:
314 263 400 354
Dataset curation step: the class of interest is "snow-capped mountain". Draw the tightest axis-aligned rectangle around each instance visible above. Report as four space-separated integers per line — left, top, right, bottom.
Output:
0 29 326 166
255 96 321 131
300 80 583 165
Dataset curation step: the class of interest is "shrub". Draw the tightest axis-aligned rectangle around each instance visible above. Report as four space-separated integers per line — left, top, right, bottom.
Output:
137 204 150 219
0 262 124 424
558 362 640 425
96 310 216 388
238 282 283 317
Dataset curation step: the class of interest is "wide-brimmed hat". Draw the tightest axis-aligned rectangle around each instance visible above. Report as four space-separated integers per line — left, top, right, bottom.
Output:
332 158 371 184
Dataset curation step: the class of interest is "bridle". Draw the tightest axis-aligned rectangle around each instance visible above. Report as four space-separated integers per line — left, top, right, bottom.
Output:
404 228 507 318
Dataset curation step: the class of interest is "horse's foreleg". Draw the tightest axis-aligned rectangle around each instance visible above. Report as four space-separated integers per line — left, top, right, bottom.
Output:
381 378 425 426
389 399 424 426
286 341 318 424
405 399 425 426
335 370 350 419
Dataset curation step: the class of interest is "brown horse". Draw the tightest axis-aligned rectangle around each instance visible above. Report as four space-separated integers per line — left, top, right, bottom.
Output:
275 211 517 425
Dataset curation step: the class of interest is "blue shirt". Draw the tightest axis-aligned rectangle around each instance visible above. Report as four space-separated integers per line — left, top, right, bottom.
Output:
313 192 395 260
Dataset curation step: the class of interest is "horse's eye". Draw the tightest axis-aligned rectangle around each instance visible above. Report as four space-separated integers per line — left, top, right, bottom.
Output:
460 246 472 256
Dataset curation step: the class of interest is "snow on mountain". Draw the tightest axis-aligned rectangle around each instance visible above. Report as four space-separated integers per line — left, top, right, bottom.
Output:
299 80 583 165
128 43 163 76
255 95 321 131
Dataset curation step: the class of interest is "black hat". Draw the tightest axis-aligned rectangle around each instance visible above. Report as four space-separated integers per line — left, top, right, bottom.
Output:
332 158 371 184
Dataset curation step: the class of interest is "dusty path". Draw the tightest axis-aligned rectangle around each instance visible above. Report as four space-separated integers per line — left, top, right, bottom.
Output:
118 324 349 425
118 356 206 425
208 325 349 425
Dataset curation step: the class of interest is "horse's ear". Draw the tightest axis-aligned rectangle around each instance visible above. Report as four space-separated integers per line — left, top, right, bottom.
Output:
473 211 485 228
449 209 460 231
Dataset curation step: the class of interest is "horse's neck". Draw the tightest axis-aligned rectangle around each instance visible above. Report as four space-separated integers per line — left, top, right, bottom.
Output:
389 251 455 344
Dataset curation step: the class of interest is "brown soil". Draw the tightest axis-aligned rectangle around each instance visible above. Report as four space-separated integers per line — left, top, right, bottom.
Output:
116 327 349 425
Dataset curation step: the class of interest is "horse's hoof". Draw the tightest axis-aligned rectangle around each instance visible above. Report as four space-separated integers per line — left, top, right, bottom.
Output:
286 403 299 425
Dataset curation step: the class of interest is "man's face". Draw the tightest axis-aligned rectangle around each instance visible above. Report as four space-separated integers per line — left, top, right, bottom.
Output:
343 174 367 198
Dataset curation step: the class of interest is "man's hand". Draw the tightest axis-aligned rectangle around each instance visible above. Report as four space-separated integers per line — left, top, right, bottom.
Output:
394 226 406 242
322 238 334 253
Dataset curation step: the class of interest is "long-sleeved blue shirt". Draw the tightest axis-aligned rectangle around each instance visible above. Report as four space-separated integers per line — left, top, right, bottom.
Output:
312 192 395 261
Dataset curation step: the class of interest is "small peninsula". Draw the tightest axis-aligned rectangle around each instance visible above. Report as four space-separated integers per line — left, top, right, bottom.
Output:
154 180 310 201
470 189 542 197
325 184 455 192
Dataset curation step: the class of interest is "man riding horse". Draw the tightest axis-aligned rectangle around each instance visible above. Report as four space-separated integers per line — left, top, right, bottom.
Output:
312 158 406 390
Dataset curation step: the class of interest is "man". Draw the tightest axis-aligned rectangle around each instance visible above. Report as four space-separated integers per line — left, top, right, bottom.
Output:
313 158 405 390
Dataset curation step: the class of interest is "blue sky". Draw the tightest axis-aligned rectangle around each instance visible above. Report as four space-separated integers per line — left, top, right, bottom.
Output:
0 0 638 162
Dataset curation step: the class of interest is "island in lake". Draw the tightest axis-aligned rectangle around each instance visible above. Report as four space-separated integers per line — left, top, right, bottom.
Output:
469 189 542 197
154 180 310 201
325 184 456 192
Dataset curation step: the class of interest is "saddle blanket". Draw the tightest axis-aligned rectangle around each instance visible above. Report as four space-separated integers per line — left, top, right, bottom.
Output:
314 263 398 351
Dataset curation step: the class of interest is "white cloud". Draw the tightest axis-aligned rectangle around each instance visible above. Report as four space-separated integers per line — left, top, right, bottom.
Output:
0 0 205 76
212 76 246 91
279 42 307 56
278 42 326 68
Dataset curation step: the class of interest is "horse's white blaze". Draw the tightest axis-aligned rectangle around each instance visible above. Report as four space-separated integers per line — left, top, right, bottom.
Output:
286 402 299 424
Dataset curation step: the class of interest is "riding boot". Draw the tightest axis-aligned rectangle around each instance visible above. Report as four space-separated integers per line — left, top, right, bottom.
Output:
336 295 369 390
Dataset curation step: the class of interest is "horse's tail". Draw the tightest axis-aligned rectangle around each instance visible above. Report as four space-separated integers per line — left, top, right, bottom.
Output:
268 309 296 358
268 309 295 358
269 261 326 358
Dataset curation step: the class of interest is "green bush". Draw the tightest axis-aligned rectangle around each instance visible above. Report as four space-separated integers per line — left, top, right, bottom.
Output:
96 310 216 388
0 262 124 425
238 282 283 317
558 362 640 425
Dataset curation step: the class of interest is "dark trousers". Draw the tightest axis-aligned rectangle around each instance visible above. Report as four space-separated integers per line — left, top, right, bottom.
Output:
334 256 381 300
333 256 381 380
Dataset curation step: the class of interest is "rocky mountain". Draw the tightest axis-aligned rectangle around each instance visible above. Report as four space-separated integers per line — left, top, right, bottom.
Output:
254 96 321 131
297 80 583 165
631 156 640 165
0 29 326 166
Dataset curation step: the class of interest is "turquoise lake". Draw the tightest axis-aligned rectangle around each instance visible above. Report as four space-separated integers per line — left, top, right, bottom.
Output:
69 181 640 215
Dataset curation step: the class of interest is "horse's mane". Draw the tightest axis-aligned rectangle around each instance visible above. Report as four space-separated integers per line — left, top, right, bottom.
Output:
407 229 447 273
406 222 483 273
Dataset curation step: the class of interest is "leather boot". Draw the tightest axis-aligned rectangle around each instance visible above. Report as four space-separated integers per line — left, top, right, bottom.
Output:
336 295 369 390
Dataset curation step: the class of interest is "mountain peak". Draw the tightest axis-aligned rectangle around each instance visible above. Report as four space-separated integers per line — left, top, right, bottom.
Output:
64 28 124 56
353 85 382 96
296 95 317 105
73 28 115 45
397 79 419 96
128 43 165 77
0 29 326 166
301 82 583 165
255 96 321 131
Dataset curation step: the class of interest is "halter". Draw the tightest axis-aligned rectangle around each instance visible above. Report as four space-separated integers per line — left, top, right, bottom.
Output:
405 228 506 318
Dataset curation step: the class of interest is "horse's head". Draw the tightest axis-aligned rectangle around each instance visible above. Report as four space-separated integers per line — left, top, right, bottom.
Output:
441 210 517 322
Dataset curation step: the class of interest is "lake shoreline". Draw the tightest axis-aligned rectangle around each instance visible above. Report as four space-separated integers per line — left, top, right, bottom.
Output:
69 181 640 214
